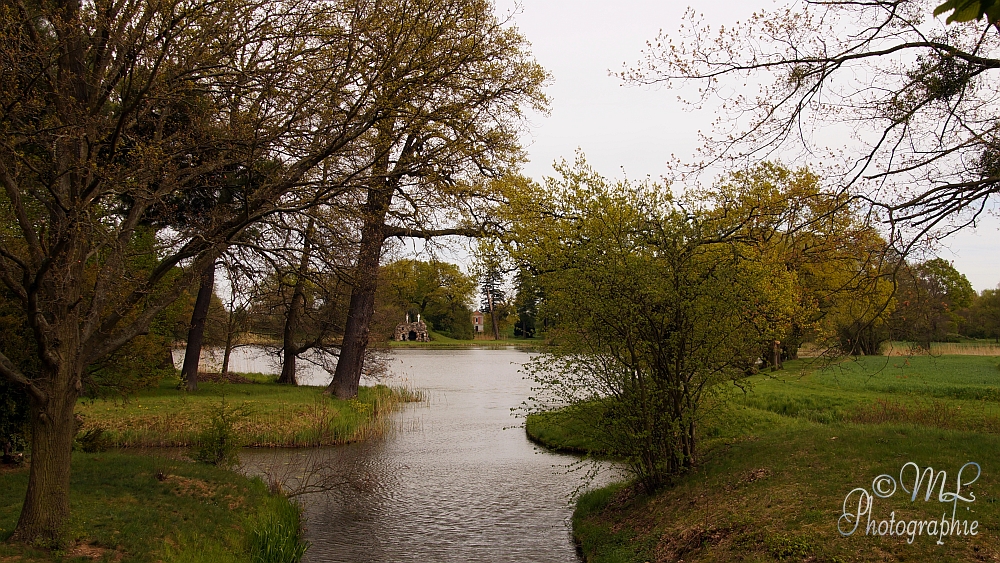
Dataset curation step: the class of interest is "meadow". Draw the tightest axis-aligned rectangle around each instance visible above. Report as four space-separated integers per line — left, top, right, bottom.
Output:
528 355 1000 562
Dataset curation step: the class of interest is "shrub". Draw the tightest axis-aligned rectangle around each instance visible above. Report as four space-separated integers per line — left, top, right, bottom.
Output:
191 396 251 469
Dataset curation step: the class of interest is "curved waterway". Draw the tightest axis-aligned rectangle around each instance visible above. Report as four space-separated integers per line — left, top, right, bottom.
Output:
242 348 621 562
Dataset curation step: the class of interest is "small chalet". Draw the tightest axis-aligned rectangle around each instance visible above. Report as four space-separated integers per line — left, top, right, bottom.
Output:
471 311 484 333
394 314 430 342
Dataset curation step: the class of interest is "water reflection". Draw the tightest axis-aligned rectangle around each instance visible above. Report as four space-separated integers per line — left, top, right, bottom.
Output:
242 348 621 563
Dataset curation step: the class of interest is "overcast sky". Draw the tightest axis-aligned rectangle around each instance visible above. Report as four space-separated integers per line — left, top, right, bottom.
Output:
498 0 999 292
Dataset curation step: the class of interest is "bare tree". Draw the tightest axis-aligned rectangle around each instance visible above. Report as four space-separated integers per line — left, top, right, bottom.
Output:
627 0 1000 248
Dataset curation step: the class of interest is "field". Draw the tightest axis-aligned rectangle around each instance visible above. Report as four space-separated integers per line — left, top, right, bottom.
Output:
529 355 1000 562
74 376 420 448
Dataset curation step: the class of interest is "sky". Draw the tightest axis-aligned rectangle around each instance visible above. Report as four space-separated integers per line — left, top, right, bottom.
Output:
497 0 1000 292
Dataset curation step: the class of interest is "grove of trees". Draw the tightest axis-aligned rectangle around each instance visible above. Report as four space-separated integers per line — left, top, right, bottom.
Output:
0 0 545 543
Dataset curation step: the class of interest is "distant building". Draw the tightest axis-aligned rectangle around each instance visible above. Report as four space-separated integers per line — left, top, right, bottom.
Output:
394 314 430 342
471 311 484 333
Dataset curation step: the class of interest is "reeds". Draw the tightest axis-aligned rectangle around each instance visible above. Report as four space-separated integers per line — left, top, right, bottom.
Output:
882 341 1000 356
80 385 423 449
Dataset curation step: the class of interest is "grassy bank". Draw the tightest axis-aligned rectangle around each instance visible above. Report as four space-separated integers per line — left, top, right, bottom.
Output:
75 377 421 448
387 330 543 349
532 355 1000 562
0 452 306 562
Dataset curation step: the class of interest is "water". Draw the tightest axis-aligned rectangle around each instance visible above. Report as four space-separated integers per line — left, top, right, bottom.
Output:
240 348 621 563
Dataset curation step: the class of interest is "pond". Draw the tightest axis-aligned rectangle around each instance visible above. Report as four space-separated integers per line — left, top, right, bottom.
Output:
236 348 621 562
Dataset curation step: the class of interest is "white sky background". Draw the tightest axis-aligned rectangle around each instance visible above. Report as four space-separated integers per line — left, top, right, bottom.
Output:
497 0 1000 292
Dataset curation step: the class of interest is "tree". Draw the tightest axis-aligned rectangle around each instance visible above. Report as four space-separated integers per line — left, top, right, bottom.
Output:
379 259 476 339
508 158 799 490
701 162 897 356
628 0 1000 248
966 288 1000 340
890 258 975 347
512 269 541 338
325 0 548 398
0 0 397 542
478 255 507 340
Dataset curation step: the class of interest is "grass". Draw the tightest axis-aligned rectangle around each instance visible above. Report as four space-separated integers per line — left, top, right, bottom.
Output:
526 403 608 454
75 377 422 448
0 452 306 562
532 354 1000 562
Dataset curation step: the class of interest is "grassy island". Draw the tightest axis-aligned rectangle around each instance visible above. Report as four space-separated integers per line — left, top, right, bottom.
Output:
1 376 419 561
530 355 1000 563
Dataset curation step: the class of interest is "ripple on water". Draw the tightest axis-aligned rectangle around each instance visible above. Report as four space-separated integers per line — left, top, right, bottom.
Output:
243 348 622 563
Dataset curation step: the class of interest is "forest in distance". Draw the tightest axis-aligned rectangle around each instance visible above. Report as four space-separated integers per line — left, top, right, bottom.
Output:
2 0 1000 560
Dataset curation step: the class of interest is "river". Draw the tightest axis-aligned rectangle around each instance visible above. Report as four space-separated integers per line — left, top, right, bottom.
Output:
232 348 620 562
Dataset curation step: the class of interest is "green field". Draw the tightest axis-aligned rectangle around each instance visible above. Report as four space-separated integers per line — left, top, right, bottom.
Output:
531 355 1000 562
0 453 306 562
75 377 419 448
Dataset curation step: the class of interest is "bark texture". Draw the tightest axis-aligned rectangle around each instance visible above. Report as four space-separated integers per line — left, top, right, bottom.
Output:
327 186 391 399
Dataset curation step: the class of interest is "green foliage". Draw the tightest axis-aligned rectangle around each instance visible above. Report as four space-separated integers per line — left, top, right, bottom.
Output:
247 498 309 563
934 0 1000 22
191 396 252 469
965 288 1000 340
891 259 976 347
703 162 896 356
379 259 476 340
512 269 540 338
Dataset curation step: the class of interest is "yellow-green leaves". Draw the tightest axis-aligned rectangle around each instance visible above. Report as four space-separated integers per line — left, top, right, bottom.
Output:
934 0 1000 23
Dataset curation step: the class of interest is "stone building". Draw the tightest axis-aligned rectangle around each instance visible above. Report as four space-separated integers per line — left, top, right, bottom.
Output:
394 314 430 342
471 311 484 334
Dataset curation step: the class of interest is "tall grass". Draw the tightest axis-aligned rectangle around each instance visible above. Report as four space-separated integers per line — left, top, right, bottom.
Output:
77 381 423 448
883 340 1000 356
246 498 308 563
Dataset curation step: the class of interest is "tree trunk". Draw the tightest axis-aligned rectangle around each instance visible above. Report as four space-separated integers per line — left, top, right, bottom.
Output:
490 308 499 340
182 263 216 391
278 286 304 385
327 188 391 399
278 218 315 386
221 327 234 377
10 363 80 545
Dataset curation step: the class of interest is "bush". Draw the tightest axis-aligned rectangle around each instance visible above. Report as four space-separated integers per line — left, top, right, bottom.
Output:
75 426 113 453
191 396 251 469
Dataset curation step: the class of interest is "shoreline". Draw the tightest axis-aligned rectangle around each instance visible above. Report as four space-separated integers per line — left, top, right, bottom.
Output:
531 355 1000 562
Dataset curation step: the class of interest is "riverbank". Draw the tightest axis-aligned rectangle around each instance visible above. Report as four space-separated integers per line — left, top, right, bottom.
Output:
76 377 421 448
0 452 306 562
387 329 544 349
530 355 1000 562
